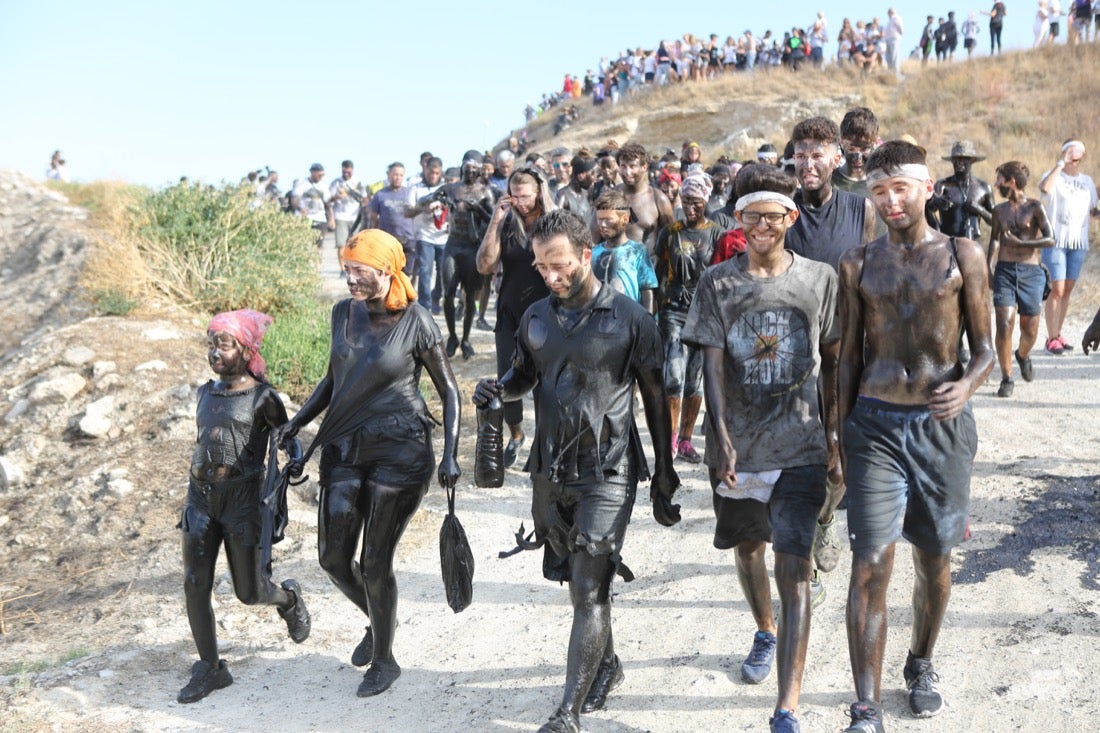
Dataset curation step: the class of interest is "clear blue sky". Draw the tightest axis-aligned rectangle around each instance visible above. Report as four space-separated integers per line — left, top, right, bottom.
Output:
1 1 1033 189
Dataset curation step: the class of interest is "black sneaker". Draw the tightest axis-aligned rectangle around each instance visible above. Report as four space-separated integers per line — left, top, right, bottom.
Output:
351 626 374 667
843 701 885 732
769 708 801 733
904 651 943 717
740 630 777 684
1015 350 1034 382
177 659 233 703
475 316 492 331
445 334 459 357
356 659 401 697
537 707 580 733
503 435 525 468
277 579 311 643
581 654 624 712
996 377 1014 398
460 340 475 360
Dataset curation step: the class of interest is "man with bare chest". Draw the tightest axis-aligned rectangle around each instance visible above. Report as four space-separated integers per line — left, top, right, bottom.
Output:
836 141 993 733
988 161 1055 397
615 142 674 258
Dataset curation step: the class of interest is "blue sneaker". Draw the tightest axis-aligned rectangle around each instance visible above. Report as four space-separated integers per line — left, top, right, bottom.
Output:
741 630 777 684
769 708 801 733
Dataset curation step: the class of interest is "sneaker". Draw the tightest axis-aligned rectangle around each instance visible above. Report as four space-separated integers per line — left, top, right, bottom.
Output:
460 340 475 360
537 708 580 733
1015 350 1034 382
996 377 1014 398
351 626 374 667
356 659 401 697
475 316 492 331
843 701 885 733
904 652 943 718
1046 337 1064 356
740 630 777 684
445 334 459 357
676 438 703 464
277 579 311 643
503 435 525 468
813 516 841 573
431 301 442 315
810 569 826 608
177 659 233 704
1058 335 1074 352
769 709 801 733
581 654 624 713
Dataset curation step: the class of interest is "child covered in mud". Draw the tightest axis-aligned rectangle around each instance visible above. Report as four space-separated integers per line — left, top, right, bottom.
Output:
178 309 310 703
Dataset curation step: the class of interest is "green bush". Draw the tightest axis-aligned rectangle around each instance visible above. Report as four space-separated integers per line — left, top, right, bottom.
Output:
263 298 332 402
133 182 320 314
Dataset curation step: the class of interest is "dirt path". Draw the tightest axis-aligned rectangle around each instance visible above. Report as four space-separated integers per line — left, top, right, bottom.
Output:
3 241 1099 733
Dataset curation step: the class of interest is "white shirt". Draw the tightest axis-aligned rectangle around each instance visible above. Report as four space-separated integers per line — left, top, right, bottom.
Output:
329 176 368 222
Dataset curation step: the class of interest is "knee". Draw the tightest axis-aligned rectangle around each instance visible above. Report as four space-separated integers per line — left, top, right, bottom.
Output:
735 540 767 566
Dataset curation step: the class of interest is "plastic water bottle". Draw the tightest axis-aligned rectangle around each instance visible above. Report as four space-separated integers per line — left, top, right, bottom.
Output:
474 396 505 487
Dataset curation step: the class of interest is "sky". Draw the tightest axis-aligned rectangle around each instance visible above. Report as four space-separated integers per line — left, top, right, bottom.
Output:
1 1 1036 189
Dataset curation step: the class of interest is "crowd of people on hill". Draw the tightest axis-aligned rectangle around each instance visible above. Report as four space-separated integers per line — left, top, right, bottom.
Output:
192 94 1098 733
520 2 1100 123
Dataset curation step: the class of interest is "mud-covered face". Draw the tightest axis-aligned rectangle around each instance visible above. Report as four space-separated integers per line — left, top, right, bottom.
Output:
841 138 873 179
206 331 249 379
532 233 590 302
869 175 933 231
737 203 796 258
596 209 629 241
343 261 391 302
794 140 842 193
618 157 647 186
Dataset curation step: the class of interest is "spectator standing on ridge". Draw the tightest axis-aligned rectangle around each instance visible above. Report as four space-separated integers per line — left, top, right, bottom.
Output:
983 0 1008 54
1038 140 1100 354
884 8 905 74
291 163 334 247
920 15 936 66
962 11 983 55
987 160 1054 397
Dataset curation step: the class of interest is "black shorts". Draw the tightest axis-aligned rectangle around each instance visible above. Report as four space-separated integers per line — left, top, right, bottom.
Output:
993 261 1046 316
182 474 263 546
531 470 637 582
844 397 977 554
443 243 484 293
320 413 435 490
709 465 827 558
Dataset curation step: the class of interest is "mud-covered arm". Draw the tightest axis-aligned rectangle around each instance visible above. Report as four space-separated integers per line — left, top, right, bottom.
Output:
636 364 680 526
420 343 461 488
274 368 332 448
701 346 736 491
837 250 866 475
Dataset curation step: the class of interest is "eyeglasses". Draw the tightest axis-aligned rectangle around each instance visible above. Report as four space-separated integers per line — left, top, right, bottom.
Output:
741 211 788 226
552 162 571 169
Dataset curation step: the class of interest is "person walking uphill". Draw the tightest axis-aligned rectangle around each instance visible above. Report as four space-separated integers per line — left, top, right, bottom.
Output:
274 230 461 698
179 309 311 704
474 210 680 733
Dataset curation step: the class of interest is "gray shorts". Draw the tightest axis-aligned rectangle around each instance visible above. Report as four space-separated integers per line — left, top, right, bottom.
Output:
993 261 1045 316
709 464 826 558
844 397 977 554
531 471 636 582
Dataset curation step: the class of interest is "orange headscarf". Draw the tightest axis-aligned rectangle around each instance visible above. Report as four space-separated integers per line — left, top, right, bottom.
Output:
340 229 417 311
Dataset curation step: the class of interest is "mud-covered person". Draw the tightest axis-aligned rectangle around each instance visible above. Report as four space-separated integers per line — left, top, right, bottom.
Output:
615 142 675 258
837 140 993 732
987 161 1054 397
274 230 461 698
474 210 680 733
179 309 311 704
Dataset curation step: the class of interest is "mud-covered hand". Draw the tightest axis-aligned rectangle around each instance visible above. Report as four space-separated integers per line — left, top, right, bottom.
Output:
1083 310 1100 354
438 453 460 489
472 378 501 408
650 468 681 527
284 437 304 478
273 420 299 451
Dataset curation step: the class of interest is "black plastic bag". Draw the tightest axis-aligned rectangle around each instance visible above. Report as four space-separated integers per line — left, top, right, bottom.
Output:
439 484 474 613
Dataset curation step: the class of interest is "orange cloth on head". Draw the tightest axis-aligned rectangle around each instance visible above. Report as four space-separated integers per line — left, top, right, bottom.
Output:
340 229 418 311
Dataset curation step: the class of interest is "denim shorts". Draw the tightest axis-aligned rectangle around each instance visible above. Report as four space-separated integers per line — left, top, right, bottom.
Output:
1041 246 1087 282
844 397 976 554
709 464 827 558
992 261 1046 316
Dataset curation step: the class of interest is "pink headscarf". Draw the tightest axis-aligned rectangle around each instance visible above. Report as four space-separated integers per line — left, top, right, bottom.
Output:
207 309 273 380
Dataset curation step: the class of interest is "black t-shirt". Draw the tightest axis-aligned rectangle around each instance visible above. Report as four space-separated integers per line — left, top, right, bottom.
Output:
654 220 723 307
497 214 550 323
786 189 868 272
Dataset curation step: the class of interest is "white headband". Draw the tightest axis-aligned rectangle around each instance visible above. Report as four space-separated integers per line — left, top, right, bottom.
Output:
866 164 932 184
735 191 797 212
1062 140 1085 153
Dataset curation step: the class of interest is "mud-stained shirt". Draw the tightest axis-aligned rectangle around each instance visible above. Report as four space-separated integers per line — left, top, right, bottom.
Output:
512 285 663 483
682 252 838 472
192 382 275 479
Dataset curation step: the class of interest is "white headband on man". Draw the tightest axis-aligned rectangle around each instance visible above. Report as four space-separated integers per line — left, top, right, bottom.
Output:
1062 140 1086 153
734 191 798 212
865 164 932 184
